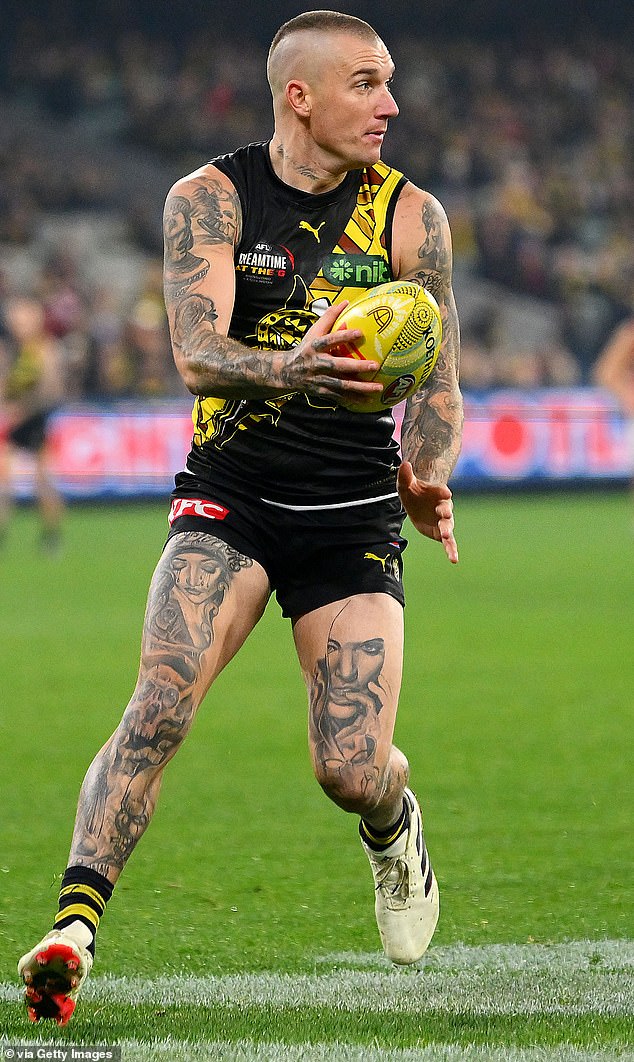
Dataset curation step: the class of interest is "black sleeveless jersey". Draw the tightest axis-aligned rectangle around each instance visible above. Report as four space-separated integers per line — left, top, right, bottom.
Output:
185 142 407 506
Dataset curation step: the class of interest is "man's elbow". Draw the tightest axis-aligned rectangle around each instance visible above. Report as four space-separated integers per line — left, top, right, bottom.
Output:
173 352 205 396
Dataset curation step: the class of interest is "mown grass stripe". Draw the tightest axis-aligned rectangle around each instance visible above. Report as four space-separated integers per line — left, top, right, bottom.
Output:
2 1004 629 1053
84 970 632 1015
3 972 629 1015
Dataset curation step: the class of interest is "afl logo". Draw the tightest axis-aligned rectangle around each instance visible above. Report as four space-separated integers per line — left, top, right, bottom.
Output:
382 374 417 403
236 242 293 285
368 305 394 333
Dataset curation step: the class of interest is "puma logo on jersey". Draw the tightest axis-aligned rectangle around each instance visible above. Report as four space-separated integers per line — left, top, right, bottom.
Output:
299 220 326 242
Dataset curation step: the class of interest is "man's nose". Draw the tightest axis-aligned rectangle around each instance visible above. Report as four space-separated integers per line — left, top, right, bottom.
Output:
378 89 399 119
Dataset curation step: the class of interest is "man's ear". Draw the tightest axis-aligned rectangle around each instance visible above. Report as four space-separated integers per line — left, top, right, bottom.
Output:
285 80 311 118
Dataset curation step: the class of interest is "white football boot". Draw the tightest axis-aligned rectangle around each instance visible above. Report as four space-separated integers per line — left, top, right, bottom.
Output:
361 787 439 964
18 921 93 1025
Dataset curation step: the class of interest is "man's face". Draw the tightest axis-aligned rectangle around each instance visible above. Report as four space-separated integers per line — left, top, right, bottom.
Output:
171 547 224 604
326 635 385 706
304 33 399 169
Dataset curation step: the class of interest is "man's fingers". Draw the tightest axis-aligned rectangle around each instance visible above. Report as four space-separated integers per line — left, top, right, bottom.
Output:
313 328 364 354
439 518 459 564
441 528 459 564
324 299 353 323
398 464 453 503
312 353 384 394
325 356 381 375
444 539 459 564
310 300 350 333
397 462 458 561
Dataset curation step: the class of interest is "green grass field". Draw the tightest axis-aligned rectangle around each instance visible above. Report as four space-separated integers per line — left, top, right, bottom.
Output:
0 493 632 1059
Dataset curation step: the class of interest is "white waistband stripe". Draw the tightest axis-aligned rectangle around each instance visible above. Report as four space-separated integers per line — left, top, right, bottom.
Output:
260 491 399 511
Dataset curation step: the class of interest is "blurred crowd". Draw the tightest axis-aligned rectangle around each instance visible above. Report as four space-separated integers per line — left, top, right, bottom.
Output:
0 256 184 404
1 18 633 402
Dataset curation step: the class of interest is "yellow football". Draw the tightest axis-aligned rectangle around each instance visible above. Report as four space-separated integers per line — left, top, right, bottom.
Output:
332 281 442 412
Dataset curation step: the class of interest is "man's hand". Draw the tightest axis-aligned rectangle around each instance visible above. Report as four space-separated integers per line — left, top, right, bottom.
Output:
287 302 383 404
397 460 459 564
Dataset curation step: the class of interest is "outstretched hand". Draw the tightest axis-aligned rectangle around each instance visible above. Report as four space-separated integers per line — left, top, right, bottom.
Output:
397 461 459 564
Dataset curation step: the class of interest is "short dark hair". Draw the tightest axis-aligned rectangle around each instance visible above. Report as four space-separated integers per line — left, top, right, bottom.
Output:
269 10 379 58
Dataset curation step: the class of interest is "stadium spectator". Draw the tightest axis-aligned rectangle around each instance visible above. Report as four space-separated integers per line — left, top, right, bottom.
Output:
82 285 132 398
0 294 65 551
593 313 634 511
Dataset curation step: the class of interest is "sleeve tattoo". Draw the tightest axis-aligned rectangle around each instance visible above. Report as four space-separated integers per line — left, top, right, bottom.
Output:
401 197 464 483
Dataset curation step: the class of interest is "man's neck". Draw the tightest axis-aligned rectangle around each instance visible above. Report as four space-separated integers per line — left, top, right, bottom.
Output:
268 136 349 194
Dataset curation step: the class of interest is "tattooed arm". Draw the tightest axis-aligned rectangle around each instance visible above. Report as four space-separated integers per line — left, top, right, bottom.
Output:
392 185 463 563
393 184 463 483
163 164 383 403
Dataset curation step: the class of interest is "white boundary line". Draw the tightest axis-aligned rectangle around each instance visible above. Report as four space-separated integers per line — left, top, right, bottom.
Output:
316 939 634 970
2 940 632 1017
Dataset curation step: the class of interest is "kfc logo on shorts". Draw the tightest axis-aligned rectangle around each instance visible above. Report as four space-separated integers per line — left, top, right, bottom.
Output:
168 498 230 525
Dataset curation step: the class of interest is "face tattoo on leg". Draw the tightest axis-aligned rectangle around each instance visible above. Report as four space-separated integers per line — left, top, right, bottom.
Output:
309 602 388 805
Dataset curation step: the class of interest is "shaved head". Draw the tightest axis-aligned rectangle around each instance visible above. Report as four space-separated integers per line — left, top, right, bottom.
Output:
266 9 397 183
267 10 381 98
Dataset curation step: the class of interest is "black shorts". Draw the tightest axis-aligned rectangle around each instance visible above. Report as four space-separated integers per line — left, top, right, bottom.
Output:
166 483 408 619
8 410 51 453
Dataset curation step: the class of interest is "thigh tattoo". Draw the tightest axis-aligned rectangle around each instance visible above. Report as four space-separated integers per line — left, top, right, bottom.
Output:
309 605 389 794
145 531 254 659
134 531 254 745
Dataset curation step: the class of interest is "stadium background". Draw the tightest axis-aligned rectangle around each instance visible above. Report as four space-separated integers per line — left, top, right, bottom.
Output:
1 0 633 494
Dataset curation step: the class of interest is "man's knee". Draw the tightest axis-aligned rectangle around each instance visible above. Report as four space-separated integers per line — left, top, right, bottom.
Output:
313 762 388 817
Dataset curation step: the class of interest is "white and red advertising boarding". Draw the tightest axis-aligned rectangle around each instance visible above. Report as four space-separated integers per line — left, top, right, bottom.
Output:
4 390 632 499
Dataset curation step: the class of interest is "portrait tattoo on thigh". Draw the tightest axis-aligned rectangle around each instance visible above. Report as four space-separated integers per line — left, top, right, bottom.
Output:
309 605 388 799
145 532 253 658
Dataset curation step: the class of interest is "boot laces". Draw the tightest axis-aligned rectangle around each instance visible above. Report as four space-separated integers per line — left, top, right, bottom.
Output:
374 856 410 902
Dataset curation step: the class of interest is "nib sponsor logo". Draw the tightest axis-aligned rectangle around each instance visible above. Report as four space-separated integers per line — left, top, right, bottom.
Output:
169 498 230 525
322 253 391 288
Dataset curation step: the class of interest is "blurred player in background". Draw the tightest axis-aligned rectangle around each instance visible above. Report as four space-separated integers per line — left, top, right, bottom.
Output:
594 315 634 517
19 10 463 1025
0 294 65 551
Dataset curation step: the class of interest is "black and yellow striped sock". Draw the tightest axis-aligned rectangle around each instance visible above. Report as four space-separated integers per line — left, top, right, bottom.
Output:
359 798 409 853
53 866 114 957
